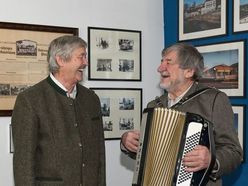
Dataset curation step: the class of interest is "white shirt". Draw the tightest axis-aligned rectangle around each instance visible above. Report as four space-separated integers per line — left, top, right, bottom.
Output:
167 84 193 108
50 73 77 99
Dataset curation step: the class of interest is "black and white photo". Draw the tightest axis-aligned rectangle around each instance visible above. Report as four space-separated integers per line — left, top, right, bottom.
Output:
119 59 134 72
103 120 113 131
100 98 110 117
119 117 134 130
119 97 134 110
97 59 112 71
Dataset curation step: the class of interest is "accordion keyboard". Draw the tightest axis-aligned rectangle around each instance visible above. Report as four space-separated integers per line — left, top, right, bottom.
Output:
176 122 203 186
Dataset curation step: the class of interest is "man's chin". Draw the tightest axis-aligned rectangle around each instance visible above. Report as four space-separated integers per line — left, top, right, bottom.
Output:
159 83 169 90
75 74 83 82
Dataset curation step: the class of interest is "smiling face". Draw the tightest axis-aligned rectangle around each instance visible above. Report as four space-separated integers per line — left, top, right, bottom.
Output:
55 47 88 90
157 50 194 96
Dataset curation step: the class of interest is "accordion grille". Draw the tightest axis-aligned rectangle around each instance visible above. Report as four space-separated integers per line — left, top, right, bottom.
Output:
142 108 186 186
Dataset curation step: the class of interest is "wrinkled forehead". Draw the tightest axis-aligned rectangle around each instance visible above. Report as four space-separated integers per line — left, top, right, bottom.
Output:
162 49 178 59
72 47 86 54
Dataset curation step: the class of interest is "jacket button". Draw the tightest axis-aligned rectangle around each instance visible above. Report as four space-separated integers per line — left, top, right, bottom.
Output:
74 123 78 127
78 142 82 148
82 163 86 167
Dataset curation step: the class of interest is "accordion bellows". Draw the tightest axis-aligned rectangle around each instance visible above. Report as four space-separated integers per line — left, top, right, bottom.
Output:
144 108 185 185
132 108 215 186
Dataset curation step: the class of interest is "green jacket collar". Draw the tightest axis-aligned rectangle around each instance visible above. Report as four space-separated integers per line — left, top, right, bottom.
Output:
46 76 67 96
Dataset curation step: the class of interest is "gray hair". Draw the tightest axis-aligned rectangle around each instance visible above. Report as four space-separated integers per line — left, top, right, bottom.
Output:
47 35 87 73
162 43 204 80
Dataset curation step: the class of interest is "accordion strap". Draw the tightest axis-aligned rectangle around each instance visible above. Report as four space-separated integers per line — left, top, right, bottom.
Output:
155 87 211 108
171 87 211 109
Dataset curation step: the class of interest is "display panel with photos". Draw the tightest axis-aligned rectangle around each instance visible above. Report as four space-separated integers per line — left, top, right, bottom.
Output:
91 88 142 139
88 27 141 81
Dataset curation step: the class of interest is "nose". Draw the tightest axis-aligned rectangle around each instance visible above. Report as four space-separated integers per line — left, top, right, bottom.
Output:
157 59 166 72
83 57 88 66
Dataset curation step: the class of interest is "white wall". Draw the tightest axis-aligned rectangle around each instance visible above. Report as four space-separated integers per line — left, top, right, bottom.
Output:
0 0 164 185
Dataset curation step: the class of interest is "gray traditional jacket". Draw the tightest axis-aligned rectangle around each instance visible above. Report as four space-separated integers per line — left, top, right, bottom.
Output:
12 76 106 186
147 82 243 186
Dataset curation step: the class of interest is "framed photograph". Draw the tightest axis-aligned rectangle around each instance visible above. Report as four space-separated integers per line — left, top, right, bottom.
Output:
232 105 246 157
9 124 14 153
88 27 141 81
233 0 248 33
0 22 78 116
91 88 142 140
196 40 245 97
179 0 227 41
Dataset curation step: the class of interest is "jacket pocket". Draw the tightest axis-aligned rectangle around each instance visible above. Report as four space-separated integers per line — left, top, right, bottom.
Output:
91 115 101 121
35 177 63 186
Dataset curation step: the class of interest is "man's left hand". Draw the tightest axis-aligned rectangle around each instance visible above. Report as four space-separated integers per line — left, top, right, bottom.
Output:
183 145 210 172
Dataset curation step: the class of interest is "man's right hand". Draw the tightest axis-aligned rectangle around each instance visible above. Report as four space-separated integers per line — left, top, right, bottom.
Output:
121 130 140 153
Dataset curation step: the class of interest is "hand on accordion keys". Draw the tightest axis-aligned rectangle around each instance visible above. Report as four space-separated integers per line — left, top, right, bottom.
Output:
182 144 211 172
121 130 140 153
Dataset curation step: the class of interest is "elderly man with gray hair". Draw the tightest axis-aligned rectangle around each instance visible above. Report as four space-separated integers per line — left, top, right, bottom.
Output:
121 43 242 186
12 35 106 186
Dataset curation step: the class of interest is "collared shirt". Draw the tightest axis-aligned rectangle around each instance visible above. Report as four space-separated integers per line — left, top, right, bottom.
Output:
50 73 77 99
167 83 193 108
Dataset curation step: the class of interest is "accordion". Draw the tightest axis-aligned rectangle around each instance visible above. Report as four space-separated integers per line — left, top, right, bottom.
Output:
132 108 215 186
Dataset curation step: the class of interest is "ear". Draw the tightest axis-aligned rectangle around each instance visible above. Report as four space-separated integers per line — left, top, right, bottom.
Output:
55 55 65 67
184 68 194 79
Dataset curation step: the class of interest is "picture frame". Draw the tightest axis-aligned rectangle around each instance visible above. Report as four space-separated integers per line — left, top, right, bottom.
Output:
233 0 248 33
178 0 227 41
88 27 141 81
9 124 14 153
232 104 246 160
90 88 142 140
196 40 245 97
0 22 78 116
